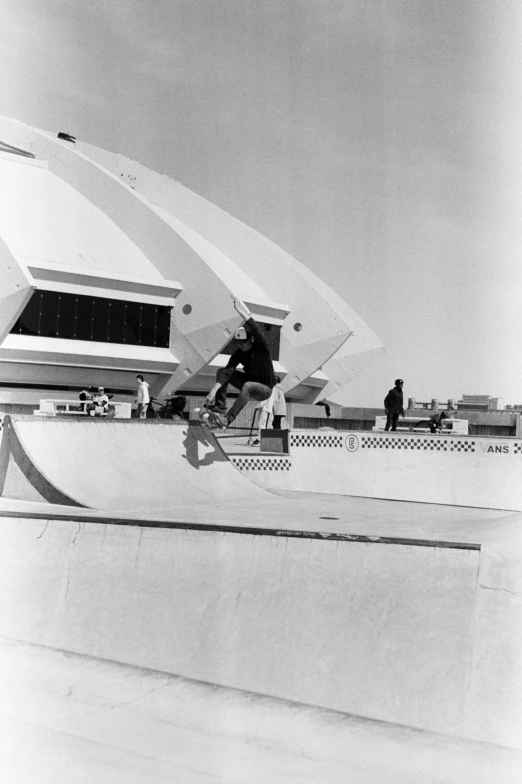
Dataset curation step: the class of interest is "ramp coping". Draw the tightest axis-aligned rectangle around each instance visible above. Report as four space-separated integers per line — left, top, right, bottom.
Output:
0 508 481 551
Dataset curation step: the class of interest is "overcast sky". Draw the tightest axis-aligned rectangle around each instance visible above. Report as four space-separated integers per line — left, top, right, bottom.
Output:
1 0 522 406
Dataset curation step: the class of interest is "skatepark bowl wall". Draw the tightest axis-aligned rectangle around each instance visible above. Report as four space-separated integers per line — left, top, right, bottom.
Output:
2 415 522 513
0 415 521 752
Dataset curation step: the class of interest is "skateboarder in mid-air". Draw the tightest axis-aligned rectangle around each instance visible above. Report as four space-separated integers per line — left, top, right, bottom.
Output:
198 297 277 430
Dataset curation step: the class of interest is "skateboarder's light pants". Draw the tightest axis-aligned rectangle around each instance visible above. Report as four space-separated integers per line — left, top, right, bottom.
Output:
213 368 272 423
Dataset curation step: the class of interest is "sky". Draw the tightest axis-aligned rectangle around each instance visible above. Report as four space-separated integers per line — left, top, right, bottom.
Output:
1 0 522 407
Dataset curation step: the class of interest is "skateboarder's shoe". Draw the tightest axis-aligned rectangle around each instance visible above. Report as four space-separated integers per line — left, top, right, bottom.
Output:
194 408 228 430
194 407 212 425
207 410 228 430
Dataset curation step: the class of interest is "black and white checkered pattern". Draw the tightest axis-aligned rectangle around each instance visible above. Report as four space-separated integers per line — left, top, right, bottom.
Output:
231 457 292 471
361 436 475 452
290 433 344 448
514 443 522 454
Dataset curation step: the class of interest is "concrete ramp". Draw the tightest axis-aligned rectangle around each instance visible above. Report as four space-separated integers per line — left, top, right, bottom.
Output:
0 416 271 511
0 514 488 743
2 416 522 753
1 510 522 751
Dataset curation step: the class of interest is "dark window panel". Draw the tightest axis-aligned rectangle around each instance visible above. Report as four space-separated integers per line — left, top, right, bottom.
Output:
109 299 127 344
262 323 281 360
76 297 95 340
155 307 171 348
11 291 171 348
39 291 60 337
92 298 111 342
140 304 157 347
56 294 77 339
123 301 141 345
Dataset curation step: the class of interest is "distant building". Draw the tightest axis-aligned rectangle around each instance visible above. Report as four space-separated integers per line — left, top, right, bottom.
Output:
458 395 503 412
408 395 507 413
407 398 457 412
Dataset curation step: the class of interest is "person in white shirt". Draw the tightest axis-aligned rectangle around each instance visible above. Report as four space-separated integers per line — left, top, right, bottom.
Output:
249 377 287 445
271 377 286 429
136 374 150 419
249 388 275 446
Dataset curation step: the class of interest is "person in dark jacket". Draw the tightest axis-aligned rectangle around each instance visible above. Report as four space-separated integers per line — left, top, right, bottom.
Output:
203 298 276 429
429 411 448 433
384 379 405 431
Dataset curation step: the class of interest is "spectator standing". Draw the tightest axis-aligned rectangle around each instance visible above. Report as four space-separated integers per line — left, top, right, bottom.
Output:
249 377 285 446
384 379 405 432
271 376 287 429
136 374 150 419
249 393 274 446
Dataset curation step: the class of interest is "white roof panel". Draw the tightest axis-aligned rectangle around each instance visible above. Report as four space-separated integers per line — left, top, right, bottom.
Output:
0 158 162 281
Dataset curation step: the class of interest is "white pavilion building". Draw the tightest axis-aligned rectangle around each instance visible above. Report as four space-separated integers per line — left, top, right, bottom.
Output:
0 116 383 409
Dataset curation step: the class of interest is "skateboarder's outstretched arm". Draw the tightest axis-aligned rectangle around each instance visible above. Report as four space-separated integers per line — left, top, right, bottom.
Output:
233 296 251 322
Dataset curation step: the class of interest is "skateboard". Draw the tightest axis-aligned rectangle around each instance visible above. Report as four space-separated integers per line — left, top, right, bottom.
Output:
193 407 227 430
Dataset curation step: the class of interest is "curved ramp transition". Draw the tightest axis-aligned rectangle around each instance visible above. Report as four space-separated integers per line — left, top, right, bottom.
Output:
0 416 272 512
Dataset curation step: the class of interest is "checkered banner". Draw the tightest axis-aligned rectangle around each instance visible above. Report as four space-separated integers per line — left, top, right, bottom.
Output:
361 436 476 453
290 433 344 448
230 457 292 472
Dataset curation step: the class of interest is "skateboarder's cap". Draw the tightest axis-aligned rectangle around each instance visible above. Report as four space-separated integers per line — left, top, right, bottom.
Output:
235 327 249 341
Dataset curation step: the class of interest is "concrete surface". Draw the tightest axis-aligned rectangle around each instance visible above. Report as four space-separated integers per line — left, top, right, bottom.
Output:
1 637 521 784
0 514 480 736
0 505 521 750
1 416 522 779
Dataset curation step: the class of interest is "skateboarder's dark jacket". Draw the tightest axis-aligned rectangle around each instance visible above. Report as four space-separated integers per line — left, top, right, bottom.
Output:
225 318 276 389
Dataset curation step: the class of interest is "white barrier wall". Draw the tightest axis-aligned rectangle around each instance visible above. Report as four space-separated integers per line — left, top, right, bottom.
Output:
232 430 522 511
373 416 469 434
0 516 483 742
35 399 132 418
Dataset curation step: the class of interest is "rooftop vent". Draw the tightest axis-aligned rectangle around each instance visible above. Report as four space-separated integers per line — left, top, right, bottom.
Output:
57 132 76 144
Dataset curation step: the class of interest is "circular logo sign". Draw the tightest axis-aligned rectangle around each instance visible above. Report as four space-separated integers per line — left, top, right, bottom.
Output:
345 434 359 452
